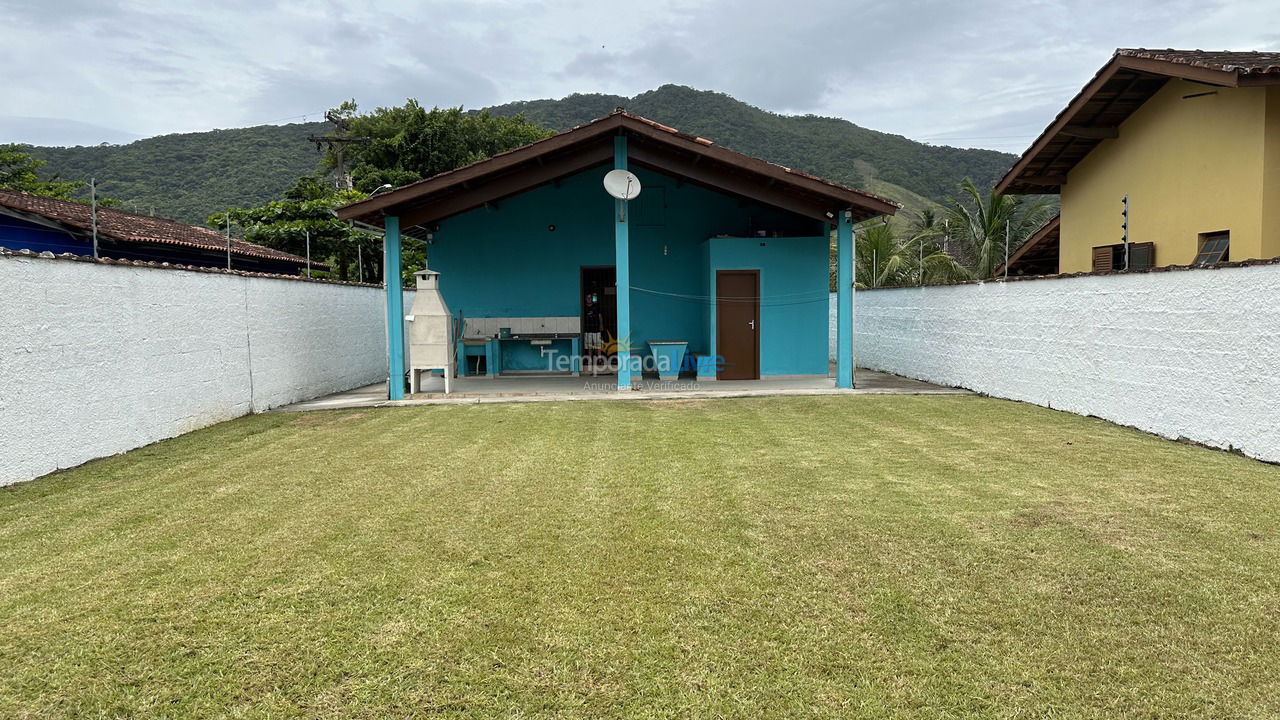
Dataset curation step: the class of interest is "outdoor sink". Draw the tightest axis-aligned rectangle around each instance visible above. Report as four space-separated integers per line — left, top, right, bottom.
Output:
648 340 689 381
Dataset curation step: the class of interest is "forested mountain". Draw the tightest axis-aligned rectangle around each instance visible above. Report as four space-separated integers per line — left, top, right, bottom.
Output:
25 86 1016 225
485 86 1015 208
27 122 328 224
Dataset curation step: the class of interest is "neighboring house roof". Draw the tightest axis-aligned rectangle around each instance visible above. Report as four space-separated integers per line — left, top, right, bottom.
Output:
997 49 1280 195
0 189 312 266
995 214 1060 277
337 109 901 228
1117 49 1280 76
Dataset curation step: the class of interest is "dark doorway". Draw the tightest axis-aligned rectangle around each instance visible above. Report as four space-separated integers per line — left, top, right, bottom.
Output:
716 270 760 380
581 266 618 360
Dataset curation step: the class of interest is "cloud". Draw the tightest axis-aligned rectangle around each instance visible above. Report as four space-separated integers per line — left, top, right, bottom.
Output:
559 38 700 98
1 0 1277 149
0 116 141 146
241 63 501 122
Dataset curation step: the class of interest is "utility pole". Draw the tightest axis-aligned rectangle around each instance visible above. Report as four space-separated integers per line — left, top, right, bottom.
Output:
305 229 311 278
357 240 363 282
225 215 232 270
90 178 99 259
307 109 370 191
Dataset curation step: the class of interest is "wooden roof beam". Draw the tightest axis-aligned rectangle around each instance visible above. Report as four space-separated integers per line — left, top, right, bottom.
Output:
995 214 1060 276
995 53 1233 195
627 144 843 223
1019 175 1068 186
339 115 624 221
1060 125 1119 139
398 142 614 228
622 122 898 217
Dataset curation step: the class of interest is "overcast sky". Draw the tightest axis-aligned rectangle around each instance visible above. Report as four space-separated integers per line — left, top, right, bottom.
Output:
2 0 1277 152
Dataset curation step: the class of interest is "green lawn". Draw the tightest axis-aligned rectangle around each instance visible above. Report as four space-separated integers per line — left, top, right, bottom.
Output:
2 396 1279 718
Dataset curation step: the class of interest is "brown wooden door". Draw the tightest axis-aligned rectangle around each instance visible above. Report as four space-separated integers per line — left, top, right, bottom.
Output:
716 270 760 380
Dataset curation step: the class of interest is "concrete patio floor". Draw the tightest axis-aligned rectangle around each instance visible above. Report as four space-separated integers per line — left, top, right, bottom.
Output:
278 369 966 412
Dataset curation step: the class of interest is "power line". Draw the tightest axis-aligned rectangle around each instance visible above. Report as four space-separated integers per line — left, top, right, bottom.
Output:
254 108 330 126
918 133 1038 141
306 109 370 191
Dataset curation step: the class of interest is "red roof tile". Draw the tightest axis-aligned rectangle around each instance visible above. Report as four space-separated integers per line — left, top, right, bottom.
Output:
1116 49 1280 76
0 189 311 265
0 245 375 286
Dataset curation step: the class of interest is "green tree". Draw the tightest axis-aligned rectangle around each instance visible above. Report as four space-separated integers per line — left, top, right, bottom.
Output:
905 207 942 242
335 101 552 193
26 86 1020 225
0 144 83 198
298 101 551 284
944 178 1053 279
856 223 913 288
905 208 971 285
854 222 969 289
207 176 374 281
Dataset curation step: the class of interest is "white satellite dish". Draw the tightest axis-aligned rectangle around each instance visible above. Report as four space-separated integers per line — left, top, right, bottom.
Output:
603 169 642 201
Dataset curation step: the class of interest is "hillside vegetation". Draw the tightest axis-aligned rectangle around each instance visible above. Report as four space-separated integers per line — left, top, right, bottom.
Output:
26 86 1015 225
486 86 1013 205
28 123 328 224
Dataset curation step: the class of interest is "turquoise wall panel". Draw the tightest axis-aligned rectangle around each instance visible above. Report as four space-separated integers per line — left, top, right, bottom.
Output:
432 170 613 319
432 164 823 367
708 236 829 377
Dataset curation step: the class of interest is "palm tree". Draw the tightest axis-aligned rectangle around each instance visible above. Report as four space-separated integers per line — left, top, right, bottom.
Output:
918 246 973 285
944 178 1054 279
856 223 911 288
855 221 970 288
903 208 970 285
906 207 942 243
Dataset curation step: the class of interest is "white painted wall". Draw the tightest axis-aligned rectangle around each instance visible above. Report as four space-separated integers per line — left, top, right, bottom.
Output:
855 264 1280 463
0 254 396 485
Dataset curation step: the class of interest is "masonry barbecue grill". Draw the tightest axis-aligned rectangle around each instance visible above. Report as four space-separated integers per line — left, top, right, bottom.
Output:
406 269 454 394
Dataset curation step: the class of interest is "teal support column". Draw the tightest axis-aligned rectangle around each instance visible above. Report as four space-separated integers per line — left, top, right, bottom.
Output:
384 215 406 400
614 135 633 390
836 211 854 389
486 339 500 377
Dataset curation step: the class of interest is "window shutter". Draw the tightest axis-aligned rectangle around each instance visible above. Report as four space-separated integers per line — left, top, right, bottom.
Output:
1130 242 1155 270
1092 246 1113 272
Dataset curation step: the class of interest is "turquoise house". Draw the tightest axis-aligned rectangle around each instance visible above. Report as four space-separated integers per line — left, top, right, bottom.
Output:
337 111 898 399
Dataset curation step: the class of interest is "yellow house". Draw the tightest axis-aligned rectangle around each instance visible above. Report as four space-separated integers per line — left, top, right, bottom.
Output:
998 49 1280 275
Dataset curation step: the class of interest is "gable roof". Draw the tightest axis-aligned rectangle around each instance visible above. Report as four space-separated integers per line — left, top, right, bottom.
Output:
0 189 312 266
996 49 1280 195
336 110 900 228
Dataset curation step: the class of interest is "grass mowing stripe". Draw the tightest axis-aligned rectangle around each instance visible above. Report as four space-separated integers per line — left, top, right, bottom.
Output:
1 395 1278 718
